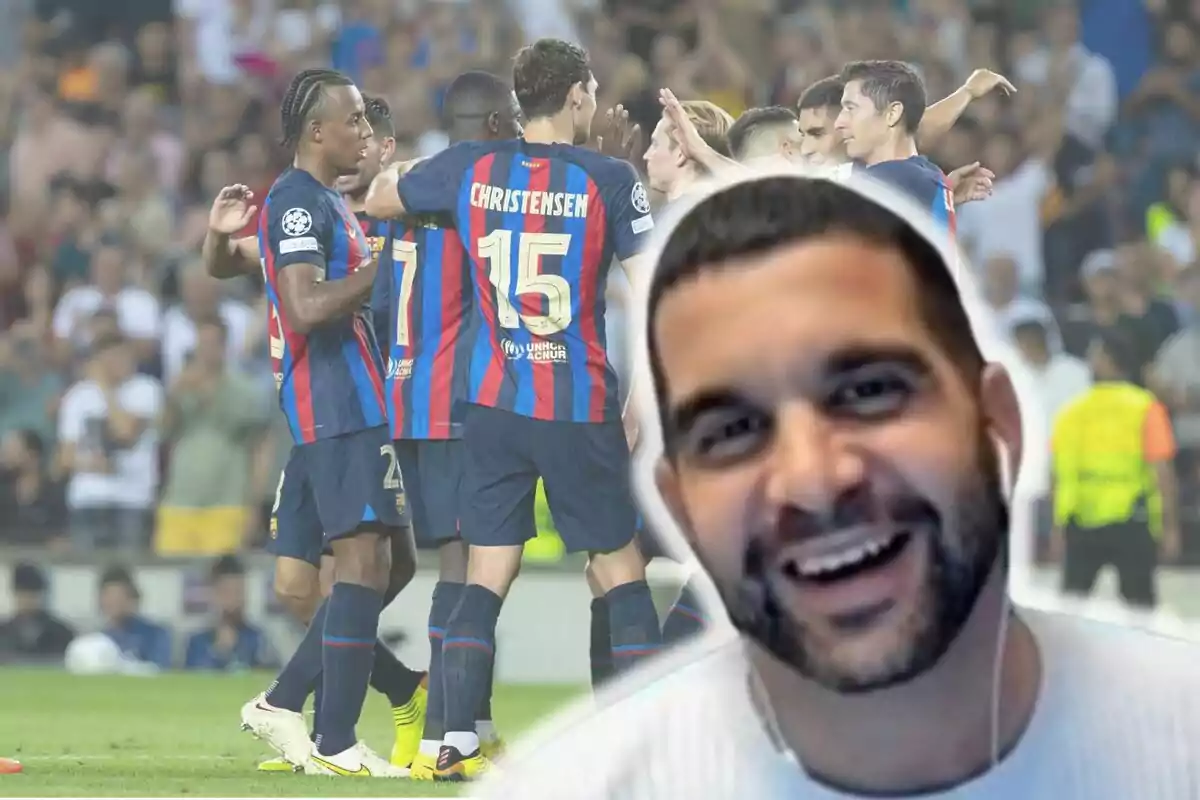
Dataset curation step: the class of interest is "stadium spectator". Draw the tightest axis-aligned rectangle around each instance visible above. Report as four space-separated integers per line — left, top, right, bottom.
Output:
156 317 271 556
1150 263 1200 494
51 240 161 369
0 562 74 663
0 429 67 547
56 333 162 551
97 565 172 670
0 320 65 443
184 555 276 671
160 262 252 386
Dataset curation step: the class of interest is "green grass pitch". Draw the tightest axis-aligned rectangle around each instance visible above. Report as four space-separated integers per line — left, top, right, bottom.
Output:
0 669 583 796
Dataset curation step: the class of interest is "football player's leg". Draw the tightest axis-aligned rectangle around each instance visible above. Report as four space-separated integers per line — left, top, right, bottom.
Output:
243 453 324 767
305 429 406 777
436 406 535 781
541 418 661 676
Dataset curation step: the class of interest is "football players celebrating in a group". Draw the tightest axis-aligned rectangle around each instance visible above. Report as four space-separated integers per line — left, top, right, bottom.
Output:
203 91 429 775
204 68 411 778
370 70 524 781
367 38 660 781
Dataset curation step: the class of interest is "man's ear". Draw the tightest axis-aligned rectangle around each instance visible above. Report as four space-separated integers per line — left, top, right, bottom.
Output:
979 362 1023 485
380 137 396 164
885 101 904 129
654 456 696 548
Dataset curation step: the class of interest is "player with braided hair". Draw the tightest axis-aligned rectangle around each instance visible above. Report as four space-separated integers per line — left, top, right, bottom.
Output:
205 68 411 778
208 94 432 776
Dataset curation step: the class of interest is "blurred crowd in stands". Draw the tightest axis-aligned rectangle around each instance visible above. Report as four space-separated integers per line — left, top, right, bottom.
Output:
0 0 1197 563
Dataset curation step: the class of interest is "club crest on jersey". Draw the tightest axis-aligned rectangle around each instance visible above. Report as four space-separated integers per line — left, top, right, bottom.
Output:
281 207 313 237
631 181 651 215
367 236 385 258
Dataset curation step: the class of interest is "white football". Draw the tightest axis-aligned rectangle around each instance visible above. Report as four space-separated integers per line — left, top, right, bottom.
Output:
64 633 125 675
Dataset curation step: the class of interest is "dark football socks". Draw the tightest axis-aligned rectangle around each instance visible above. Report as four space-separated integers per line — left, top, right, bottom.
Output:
605 580 663 675
315 582 382 756
265 601 329 712
662 578 708 644
589 597 616 689
440 585 503 742
422 580 465 741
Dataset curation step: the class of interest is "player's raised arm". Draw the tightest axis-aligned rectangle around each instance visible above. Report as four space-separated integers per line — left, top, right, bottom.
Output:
202 185 262 279
660 88 743 177
268 193 377 334
365 145 470 220
917 69 1015 147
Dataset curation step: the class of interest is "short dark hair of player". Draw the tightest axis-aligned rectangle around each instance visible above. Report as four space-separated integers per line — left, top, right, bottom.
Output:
512 38 590 121
839 60 926 134
210 555 245 582
99 565 139 598
279 68 356 151
647 176 984 452
727 106 798 161
797 75 845 113
364 94 394 139
13 562 47 594
442 70 512 127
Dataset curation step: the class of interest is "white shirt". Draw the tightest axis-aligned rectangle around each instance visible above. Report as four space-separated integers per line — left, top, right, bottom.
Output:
160 301 253 386
1014 44 1118 150
1155 221 1196 269
52 286 161 347
1021 354 1092 493
958 160 1050 293
482 608 1200 799
57 376 163 509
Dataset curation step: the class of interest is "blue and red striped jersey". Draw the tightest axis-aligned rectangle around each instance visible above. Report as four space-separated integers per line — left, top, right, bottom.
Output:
396 140 654 423
258 168 387 444
860 156 957 237
370 214 472 440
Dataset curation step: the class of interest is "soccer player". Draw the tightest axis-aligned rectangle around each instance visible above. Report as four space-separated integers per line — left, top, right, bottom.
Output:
371 70 523 781
642 100 734 203
794 68 1015 167
477 171 1200 800
203 94 428 774
365 38 660 780
209 68 409 777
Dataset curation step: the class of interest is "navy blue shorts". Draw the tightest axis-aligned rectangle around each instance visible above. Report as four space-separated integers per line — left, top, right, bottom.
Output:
269 426 408 559
395 438 463 549
459 403 636 554
268 447 324 567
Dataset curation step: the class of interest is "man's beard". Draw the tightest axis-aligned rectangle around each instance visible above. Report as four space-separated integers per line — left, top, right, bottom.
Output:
716 430 1008 693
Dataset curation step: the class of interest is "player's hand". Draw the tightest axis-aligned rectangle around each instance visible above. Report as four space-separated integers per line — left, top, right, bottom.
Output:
963 69 1015 100
946 162 995 205
659 88 706 163
594 105 645 163
209 185 258 236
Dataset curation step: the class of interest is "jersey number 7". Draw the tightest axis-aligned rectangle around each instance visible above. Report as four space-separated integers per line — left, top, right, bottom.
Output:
391 230 575 346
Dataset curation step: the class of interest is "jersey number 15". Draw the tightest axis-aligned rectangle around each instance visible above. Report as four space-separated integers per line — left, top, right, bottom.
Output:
390 230 574 347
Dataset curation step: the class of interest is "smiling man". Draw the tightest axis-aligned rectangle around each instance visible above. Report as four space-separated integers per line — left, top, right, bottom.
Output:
476 172 1200 799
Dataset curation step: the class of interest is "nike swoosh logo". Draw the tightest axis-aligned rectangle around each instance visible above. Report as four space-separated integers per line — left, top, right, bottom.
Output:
312 756 370 777
254 703 276 713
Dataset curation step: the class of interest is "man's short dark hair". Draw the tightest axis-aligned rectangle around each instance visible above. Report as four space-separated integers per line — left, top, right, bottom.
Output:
727 107 798 161
99 565 138 598
512 39 590 120
839 60 926 134
363 94 394 139
648 176 984 448
210 555 245 582
443 70 512 125
798 76 845 113
13 562 47 594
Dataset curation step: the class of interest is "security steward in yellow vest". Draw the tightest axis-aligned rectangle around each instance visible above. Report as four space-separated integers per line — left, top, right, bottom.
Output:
1050 330 1180 609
